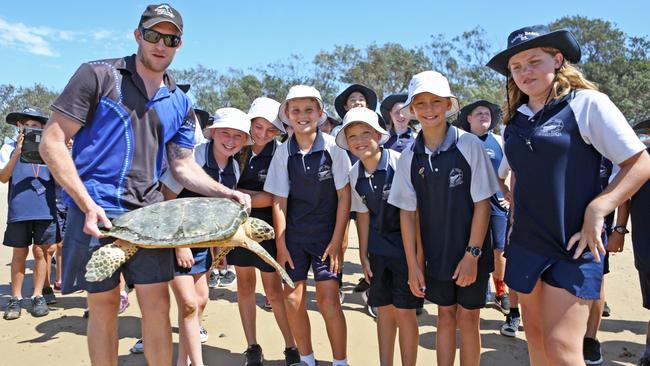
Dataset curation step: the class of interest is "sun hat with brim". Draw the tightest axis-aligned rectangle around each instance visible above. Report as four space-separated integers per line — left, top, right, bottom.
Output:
633 119 650 133
380 94 408 126
248 97 285 133
278 85 328 126
455 100 501 132
334 84 378 119
487 24 581 76
6 106 49 126
335 107 390 151
400 71 459 120
205 107 253 145
194 108 211 131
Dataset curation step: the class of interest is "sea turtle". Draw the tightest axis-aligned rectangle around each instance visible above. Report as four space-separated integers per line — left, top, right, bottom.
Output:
84 197 294 287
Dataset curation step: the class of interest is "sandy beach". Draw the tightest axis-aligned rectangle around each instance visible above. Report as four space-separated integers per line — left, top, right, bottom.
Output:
0 181 647 366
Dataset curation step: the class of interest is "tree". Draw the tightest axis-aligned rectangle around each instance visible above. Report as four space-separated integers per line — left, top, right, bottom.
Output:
0 84 59 140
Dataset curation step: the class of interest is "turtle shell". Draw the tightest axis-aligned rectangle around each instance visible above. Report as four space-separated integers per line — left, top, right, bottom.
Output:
106 197 248 247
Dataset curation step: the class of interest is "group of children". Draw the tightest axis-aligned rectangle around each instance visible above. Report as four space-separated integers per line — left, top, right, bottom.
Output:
3 21 650 366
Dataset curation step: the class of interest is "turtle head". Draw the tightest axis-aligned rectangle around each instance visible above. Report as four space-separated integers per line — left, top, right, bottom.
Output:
243 218 275 242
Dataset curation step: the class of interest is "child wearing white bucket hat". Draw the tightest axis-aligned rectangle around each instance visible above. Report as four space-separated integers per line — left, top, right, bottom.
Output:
388 70 500 366
264 85 351 366
336 107 422 366
226 97 301 366
159 107 253 366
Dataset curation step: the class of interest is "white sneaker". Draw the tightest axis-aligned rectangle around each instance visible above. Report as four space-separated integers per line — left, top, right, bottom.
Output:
199 325 209 343
217 269 237 287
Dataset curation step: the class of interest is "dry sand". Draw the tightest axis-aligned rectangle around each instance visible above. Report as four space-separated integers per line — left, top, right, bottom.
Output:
0 182 647 365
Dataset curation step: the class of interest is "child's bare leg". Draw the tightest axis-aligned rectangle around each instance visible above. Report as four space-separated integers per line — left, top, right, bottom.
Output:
170 276 201 366
457 307 481 366
284 281 313 355
261 271 296 347
518 281 549 366
395 308 419 366
10 248 29 298
235 266 258 345
32 244 52 296
376 305 397 366
436 305 458 366
315 279 347 360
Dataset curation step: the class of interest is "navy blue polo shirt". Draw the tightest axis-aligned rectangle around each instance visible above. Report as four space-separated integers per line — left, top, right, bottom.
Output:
350 148 403 257
264 131 351 244
388 125 500 280
631 146 650 271
50 54 196 215
502 89 645 261
237 140 278 224
477 132 507 217
384 128 416 153
0 142 57 223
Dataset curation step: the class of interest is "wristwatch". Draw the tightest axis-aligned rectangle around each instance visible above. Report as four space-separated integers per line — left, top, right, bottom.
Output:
466 245 482 258
613 225 629 235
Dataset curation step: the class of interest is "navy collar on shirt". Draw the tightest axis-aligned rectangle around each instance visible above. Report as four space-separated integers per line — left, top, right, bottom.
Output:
516 90 575 118
361 148 390 177
117 54 178 98
288 131 325 156
412 124 458 155
256 139 278 158
205 141 234 172
390 128 414 139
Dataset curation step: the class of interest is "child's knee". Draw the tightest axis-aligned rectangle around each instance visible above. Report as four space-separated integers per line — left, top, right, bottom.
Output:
317 292 342 316
437 307 457 328
456 308 480 330
179 301 198 318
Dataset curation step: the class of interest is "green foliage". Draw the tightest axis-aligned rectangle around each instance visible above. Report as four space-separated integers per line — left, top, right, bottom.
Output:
0 84 58 140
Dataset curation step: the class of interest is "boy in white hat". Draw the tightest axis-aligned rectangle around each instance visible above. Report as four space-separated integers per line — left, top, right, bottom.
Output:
388 71 500 366
161 107 253 366
336 107 421 366
264 85 351 366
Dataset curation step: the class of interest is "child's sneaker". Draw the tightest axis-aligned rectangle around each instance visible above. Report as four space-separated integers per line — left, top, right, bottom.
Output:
118 291 130 314
208 269 219 288
639 356 650 366
244 343 263 366
199 325 209 343
3 297 21 320
284 346 301 366
353 278 369 292
367 305 377 318
339 289 345 304
500 314 521 337
130 338 144 354
495 294 510 315
218 269 237 287
42 286 57 305
263 297 272 310
602 301 611 317
583 337 604 365
31 295 49 317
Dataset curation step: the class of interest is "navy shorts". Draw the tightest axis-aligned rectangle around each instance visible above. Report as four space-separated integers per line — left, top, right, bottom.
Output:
61 206 174 295
425 275 489 310
367 254 423 309
3 220 60 247
638 269 650 310
227 238 276 273
174 248 212 276
56 209 67 238
286 241 340 282
490 215 507 251
504 243 603 300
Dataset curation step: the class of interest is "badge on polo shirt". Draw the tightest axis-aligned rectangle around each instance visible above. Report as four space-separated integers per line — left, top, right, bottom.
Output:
449 168 464 188
31 178 46 195
418 167 425 179
318 164 333 181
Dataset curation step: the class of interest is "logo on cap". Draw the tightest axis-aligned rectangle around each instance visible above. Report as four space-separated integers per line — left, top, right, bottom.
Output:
155 4 175 18
510 31 541 45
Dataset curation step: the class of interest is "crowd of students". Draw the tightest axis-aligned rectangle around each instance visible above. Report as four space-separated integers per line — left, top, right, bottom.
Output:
2 3 650 366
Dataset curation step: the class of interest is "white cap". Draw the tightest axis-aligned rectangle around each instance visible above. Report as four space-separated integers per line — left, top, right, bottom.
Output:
335 107 390 150
278 85 328 126
400 71 459 119
247 97 285 133
205 107 253 145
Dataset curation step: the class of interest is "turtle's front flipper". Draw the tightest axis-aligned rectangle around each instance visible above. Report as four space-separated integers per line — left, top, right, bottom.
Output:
85 240 139 282
242 238 295 288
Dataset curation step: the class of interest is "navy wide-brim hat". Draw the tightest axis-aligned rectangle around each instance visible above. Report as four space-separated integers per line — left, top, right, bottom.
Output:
380 94 407 126
455 100 501 132
334 84 378 119
633 119 650 132
194 108 212 130
487 24 581 76
6 106 49 125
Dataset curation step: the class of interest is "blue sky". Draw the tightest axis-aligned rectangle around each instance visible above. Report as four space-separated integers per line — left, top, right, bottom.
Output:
1 0 647 90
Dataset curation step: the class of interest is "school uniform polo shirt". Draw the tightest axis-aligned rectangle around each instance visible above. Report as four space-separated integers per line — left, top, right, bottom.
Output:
264 131 351 244
477 132 508 217
384 128 416 153
388 125 500 280
238 140 278 224
50 54 196 215
160 140 240 195
350 148 403 257
502 89 645 261
0 141 56 223
631 146 650 271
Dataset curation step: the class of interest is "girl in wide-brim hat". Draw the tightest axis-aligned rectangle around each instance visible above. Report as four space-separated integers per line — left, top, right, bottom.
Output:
487 24 650 366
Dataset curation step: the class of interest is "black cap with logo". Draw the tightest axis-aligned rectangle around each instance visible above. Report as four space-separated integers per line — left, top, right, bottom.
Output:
139 4 183 34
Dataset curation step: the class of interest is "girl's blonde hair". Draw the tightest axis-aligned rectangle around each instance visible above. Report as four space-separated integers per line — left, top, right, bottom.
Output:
502 47 599 123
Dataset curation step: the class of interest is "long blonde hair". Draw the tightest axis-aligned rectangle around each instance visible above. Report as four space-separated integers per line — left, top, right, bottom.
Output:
502 47 599 123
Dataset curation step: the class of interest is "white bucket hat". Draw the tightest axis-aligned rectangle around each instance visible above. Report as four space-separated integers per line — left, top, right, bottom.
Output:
247 97 285 133
278 85 328 126
205 107 253 145
335 107 390 150
400 71 459 120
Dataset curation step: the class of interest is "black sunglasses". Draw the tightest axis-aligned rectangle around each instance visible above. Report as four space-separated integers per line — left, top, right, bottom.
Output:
140 28 181 48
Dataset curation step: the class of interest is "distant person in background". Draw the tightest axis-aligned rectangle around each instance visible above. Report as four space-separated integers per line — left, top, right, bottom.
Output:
380 94 416 153
320 116 341 135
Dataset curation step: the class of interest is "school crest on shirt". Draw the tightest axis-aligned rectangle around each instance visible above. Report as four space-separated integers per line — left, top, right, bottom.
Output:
382 183 391 201
257 169 268 183
449 168 464 188
318 164 333 181
485 148 496 159
536 118 564 137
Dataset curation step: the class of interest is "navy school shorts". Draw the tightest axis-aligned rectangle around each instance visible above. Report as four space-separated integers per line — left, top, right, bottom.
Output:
638 269 650 310
490 214 507 251
367 253 423 309
3 219 60 247
425 274 490 310
504 243 603 300
285 240 340 283
226 238 277 273
174 247 212 276
61 206 174 295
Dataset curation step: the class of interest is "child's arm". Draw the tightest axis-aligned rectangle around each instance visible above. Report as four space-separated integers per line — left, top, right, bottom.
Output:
322 184 351 274
239 188 273 208
356 211 372 282
401 209 425 298
272 195 294 270
453 199 491 287
0 138 20 183
415 209 425 270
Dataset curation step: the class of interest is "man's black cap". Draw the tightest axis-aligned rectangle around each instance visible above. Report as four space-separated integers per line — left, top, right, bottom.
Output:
139 4 183 34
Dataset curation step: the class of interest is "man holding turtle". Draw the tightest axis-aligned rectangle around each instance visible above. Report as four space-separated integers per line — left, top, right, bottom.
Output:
39 4 249 366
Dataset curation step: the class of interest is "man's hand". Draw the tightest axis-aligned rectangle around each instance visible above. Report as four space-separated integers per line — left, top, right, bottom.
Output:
230 190 251 211
83 202 112 238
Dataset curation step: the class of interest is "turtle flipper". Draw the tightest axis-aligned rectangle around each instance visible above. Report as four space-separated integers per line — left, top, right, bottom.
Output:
85 241 138 282
242 238 295 288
